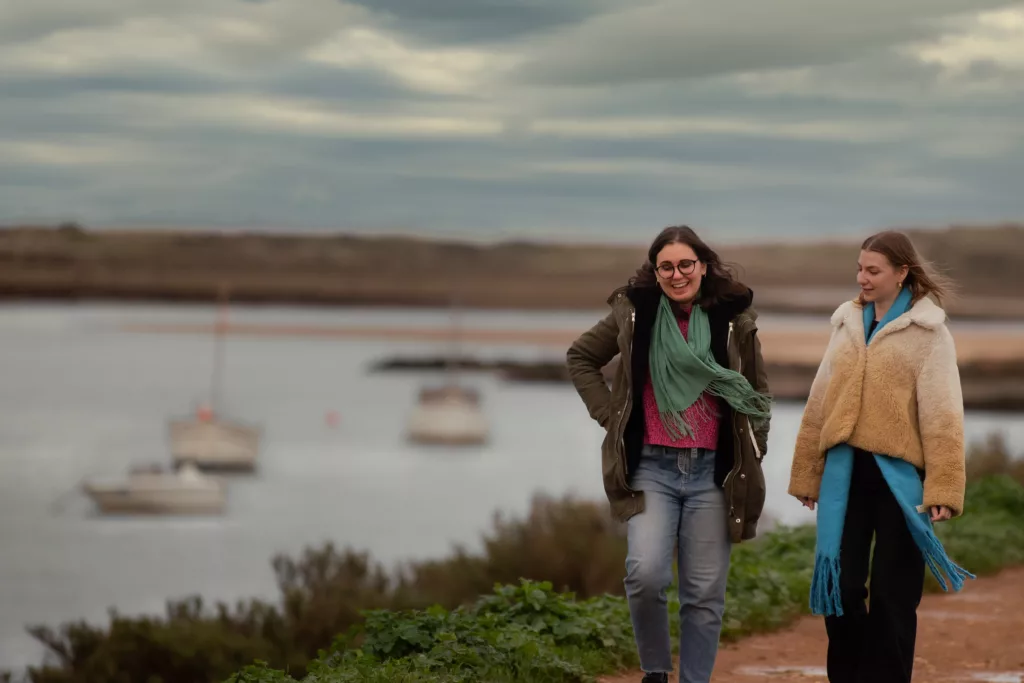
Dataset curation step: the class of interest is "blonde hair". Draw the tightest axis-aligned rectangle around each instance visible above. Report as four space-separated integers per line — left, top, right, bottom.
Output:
857 230 955 307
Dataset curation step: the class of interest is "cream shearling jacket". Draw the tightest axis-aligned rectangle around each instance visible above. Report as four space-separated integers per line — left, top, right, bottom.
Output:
788 296 967 515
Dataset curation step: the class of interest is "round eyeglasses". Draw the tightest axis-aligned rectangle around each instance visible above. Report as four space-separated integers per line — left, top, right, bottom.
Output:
656 260 698 278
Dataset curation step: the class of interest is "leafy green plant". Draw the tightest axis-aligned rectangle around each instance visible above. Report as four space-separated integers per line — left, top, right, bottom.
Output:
722 525 817 639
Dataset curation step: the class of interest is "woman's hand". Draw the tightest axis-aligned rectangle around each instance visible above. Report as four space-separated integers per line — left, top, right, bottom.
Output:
799 497 816 511
930 506 952 522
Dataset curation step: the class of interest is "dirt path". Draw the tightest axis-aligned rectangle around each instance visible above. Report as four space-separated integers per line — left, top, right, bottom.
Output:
601 566 1024 683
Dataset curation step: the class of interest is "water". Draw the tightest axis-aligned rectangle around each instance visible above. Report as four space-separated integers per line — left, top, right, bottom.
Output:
1 303 1022 670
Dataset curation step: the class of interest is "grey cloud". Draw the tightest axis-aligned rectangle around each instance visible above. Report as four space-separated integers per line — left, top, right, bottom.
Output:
351 0 617 44
532 136 889 174
512 0 1019 85
261 65 481 105
0 1 129 42
0 166 87 188
966 60 1007 79
0 64 458 105
0 0 370 69
0 0 225 44
960 59 1024 91
197 5 370 67
726 51 999 104
1 71 230 99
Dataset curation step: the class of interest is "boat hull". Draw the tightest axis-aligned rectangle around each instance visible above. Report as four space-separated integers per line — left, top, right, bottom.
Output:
168 418 260 472
82 487 225 515
406 402 489 445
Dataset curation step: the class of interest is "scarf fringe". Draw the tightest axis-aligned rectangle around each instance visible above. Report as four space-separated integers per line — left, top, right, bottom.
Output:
659 393 719 440
919 528 975 592
808 540 972 619
706 376 772 419
809 552 844 617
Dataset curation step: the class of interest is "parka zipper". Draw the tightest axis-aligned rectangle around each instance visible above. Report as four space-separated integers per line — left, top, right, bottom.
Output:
747 418 762 460
733 320 764 461
616 309 635 491
733 323 757 462
723 321 739 517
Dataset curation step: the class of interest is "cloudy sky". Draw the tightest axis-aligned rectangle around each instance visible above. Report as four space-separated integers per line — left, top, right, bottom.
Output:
2 0 1023 242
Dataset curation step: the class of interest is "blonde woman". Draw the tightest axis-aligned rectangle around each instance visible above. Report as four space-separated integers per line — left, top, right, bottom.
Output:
788 231 973 683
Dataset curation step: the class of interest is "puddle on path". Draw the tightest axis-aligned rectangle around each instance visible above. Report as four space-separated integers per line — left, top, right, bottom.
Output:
918 609 1002 621
968 674 1024 683
734 666 828 677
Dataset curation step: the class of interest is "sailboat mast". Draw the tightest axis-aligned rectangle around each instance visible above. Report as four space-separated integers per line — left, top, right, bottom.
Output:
210 283 228 415
448 293 462 387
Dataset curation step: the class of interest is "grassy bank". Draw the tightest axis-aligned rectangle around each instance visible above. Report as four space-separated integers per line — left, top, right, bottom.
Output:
10 438 1024 683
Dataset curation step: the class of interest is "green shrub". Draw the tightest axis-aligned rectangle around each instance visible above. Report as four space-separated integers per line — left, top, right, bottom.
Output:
930 475 1024 585
722 525 817 639
227 581 634 683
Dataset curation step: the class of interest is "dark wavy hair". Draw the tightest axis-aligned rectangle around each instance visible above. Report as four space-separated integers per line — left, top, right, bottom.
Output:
628 225 749 306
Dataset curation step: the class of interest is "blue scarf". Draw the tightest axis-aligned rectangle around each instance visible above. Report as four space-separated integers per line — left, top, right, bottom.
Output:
809 286 974 616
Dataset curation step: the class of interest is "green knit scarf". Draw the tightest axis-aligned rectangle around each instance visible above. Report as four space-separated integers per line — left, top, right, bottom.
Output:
649 295 772 439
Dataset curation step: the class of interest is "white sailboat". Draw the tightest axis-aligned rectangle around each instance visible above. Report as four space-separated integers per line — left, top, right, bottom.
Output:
168 286 261 472
81 461 226 515
406 302 489 446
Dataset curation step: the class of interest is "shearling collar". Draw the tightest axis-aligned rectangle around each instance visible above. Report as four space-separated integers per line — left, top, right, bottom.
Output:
831 296 947 344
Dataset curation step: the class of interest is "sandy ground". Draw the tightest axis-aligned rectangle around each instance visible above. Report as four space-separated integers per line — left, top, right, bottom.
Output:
600 566 1024 683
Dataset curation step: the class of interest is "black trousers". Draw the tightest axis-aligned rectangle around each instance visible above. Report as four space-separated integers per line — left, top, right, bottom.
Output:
824 451 925 683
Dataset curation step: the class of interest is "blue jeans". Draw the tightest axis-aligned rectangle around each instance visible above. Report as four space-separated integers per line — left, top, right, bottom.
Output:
624 445 731 683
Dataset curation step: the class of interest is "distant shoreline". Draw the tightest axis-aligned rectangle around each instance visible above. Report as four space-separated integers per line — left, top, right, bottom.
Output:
3 223 1024 320
6 289 1024 322
116 319 1024 412
116 319 1024 361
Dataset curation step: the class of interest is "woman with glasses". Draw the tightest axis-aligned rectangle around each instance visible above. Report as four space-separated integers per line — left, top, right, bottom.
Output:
566 225 772 683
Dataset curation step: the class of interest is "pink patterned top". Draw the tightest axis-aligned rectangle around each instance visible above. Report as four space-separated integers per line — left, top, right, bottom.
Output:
642 312 721 450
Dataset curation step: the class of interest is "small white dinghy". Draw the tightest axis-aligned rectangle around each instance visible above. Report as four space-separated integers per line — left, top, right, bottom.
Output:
81 461 226 516
406 384 489 446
